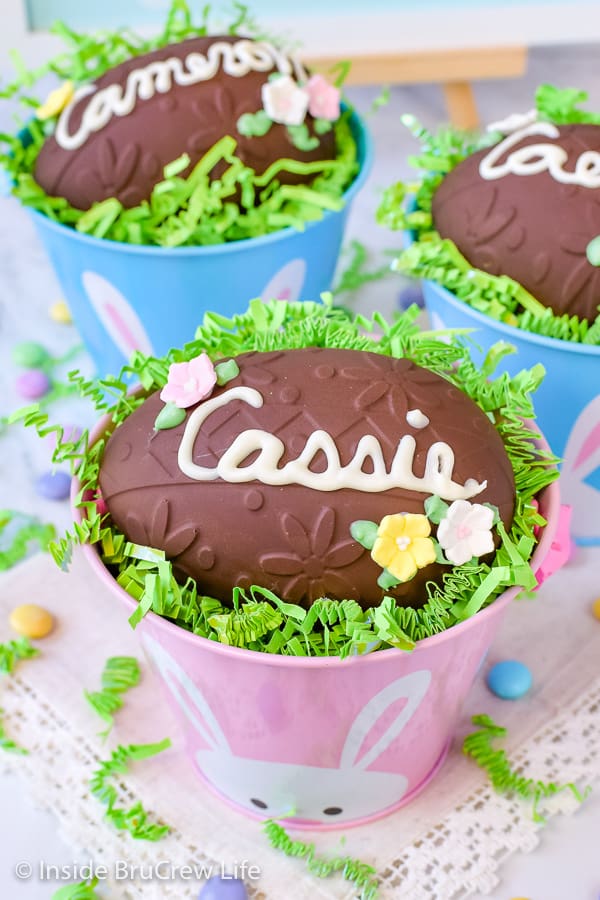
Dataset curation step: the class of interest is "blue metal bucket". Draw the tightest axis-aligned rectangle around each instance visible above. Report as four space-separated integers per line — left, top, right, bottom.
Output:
423 278 600 545
29 109 372 378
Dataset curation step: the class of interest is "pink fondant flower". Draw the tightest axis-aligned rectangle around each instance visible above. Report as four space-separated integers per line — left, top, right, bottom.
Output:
437 500 495 566
160 353 217 409
261 75 309 126
305 74 341 121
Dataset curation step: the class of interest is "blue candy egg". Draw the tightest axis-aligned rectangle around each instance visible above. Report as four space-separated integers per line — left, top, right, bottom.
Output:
198 876 248 900
487 660 533 700
397 284 425 311
35 470 72 501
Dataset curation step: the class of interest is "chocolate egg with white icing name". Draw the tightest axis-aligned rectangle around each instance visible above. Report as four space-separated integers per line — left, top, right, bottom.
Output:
34 35 336 211
99 348 516 609
432 122 600 322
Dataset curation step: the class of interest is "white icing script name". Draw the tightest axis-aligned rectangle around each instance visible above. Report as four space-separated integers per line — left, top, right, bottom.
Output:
55 39 307 151
479 121 600 188
177 386 487 500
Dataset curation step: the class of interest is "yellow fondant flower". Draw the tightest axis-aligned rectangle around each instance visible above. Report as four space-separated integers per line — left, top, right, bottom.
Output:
371 513 436 582
36 81 74 120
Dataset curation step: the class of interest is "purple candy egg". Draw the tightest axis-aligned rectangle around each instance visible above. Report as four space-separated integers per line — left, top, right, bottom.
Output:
397 284 425 311
199 876 248 900
16 369 51 400
35 470 72 501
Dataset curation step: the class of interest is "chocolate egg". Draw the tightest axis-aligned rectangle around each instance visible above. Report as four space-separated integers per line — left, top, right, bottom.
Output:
432 123 600 322
99 348 516 609
34 35 335 211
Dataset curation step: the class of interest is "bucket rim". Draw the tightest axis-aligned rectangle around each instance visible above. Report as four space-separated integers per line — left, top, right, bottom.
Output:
26 107 373 258
423 277 600 359
75 412 560 670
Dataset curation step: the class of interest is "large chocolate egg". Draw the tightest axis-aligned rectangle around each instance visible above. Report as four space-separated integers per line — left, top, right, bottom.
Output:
99 348 516 609
432 123 600 322
34 35 335 210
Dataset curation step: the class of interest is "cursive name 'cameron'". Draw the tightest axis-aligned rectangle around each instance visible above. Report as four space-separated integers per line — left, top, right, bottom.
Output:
55 39 307 152
176 386 487 500
479 121 600 188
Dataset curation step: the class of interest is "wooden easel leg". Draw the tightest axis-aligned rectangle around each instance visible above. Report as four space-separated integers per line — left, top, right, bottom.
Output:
443 81 479 130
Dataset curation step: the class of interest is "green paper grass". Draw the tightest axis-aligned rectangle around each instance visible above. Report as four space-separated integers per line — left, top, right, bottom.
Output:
0 707 27 755
264 820 379 899
90 739 171 840
0 510 56 570
463 714 590 823
85 656 141 738
333 240 395 297
0 636 39 674
377 86 600 345
10 297 558 657
51 879 101 900
0 1 358 248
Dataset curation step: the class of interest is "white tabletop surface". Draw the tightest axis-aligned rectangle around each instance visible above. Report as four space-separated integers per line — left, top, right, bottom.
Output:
1 45 600 900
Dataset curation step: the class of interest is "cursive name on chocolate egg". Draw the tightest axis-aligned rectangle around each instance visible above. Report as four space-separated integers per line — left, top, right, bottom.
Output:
177 386 487 500
479 121 600 187
55 39 307 151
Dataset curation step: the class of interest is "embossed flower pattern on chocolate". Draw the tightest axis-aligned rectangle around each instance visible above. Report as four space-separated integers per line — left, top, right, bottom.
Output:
79 137 141 207
190 84 275 170
260 507 364 602
340 356 440 419
125 498 198 559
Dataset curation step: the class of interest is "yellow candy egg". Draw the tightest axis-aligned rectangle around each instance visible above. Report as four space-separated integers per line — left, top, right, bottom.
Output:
592 598 600 621
9 604 55 639
50 300 72 324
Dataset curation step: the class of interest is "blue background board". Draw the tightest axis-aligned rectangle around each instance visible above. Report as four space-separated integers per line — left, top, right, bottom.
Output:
25 0 577 31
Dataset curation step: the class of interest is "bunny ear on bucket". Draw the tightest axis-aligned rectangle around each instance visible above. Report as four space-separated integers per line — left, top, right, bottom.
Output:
82 270 155 362
562 395 600 488
339 670 431 772
143 636 231 754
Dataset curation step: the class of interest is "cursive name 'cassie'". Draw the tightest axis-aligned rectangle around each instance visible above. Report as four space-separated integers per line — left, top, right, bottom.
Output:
177 386 487 500
479 121 600 188
55 39 307 151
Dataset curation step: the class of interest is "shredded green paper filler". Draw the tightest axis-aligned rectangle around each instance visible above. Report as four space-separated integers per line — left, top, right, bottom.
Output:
463 714 591 823
0 706 28 755
10 297 558 657
85 656 141 738
264 819 379 899
377 84 600 345
51 878 101 900
0 1 358 248
0 636 39 674
0 509 56 571
90 739 171 840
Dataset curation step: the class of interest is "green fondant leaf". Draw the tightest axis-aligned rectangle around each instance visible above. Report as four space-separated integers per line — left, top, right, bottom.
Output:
314 118 333 135
154 402 186 431
586 235 600 267
350 519 378 550
236 110 273 137
424 495 449 525
377 569 401 590
215 358 240 385
287 123 320 152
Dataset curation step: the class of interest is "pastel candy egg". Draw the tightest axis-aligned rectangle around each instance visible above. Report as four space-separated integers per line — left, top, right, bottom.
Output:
10 603 54 639
49 300 72 324
198 876 248 899
487 660 532 700
35 470 72 501
12 341 51 369
397 284 425 311
16 369 51 400
592 598 600 620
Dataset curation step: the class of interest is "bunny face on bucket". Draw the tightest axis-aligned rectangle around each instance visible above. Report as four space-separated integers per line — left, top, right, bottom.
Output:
144 636 432 824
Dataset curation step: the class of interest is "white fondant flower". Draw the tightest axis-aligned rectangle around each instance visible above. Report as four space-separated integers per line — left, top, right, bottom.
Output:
437 500 495 566
261 75 309 126
305 74 341 121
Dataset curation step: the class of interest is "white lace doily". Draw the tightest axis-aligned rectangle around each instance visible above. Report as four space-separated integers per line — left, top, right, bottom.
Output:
1 547 599 900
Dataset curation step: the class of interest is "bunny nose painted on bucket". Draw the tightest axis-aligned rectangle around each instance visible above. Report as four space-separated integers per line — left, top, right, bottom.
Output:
143 635 432 825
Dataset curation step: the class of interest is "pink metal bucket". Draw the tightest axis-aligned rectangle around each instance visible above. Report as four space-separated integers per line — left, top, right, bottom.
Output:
79 433 559 830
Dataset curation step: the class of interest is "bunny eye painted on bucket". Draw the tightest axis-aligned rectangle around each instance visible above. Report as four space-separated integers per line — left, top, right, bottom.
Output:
250 798 268 809
323 806 343 815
